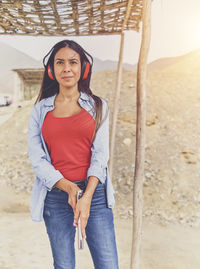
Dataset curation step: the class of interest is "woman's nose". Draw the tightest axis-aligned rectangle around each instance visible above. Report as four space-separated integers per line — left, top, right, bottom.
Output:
63 63 71 72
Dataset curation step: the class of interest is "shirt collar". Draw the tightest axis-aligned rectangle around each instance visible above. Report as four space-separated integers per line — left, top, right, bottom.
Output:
80 91 90 101
44 91 90 107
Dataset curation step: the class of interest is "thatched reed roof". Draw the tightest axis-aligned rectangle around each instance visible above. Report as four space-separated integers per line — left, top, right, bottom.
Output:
0 0 143 36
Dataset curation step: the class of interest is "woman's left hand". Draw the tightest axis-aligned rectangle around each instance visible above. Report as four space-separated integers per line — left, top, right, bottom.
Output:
73 194 92 239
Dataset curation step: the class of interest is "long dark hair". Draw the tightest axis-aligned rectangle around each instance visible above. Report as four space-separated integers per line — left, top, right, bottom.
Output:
35 39 107 142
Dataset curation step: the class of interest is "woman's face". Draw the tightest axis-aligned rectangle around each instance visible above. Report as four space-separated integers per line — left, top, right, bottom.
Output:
54 46 81 89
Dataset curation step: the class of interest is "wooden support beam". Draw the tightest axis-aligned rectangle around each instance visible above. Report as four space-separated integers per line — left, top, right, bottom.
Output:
100 0 105 32
34 0 50 34
122 0 134 31
111 8 120 32
71 1 79 35
51 1 62 33
88 0 94 34
13 72 21 107
130 0 152 268
109 0 134 185
109 31 125 181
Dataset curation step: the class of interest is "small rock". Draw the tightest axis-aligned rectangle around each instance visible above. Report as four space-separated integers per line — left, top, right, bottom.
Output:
123 138 132 146
145 172 152 179
128 209 133 216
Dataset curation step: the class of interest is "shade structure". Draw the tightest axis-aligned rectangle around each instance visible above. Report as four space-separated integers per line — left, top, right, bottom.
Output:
12 68 44 85
0 0 143 36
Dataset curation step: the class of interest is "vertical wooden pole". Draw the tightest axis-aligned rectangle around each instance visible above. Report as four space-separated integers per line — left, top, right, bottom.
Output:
109 32 125 180
13 72 20 108
130 0 152 268
21 79 25 100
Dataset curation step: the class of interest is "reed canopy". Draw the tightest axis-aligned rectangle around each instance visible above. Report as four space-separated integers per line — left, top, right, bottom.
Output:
0 0 142 36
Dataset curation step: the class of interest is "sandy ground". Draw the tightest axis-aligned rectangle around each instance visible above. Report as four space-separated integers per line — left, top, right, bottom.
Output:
0 184 200 269
0 103 16 125
1 212 200 269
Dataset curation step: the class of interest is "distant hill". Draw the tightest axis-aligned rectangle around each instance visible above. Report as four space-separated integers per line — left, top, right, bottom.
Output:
147 48 200 73
92 58 137 72
147 56 183 71
97 48 200 74
0 41 42 94
160 49 200 73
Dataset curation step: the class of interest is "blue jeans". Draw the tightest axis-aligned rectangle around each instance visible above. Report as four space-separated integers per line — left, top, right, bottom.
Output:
43 179 119 269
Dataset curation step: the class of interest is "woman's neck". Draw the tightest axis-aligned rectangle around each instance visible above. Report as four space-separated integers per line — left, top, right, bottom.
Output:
57 86 80 102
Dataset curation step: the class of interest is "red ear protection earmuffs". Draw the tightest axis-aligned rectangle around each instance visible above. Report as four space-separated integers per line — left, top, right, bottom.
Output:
81 60 91 80
47 59 91 81
43 41 93 82
47 64 55 80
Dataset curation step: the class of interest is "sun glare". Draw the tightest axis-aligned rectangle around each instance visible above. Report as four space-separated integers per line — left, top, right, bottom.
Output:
192 20 200 47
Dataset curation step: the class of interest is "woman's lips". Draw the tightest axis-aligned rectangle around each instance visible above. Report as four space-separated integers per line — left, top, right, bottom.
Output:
62 76 73 79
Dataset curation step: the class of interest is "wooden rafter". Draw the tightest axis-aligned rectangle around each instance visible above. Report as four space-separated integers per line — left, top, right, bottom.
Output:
51 1 62 33
88 0 94 34
100 0 105 32
33 0 49 34
71 1 79 36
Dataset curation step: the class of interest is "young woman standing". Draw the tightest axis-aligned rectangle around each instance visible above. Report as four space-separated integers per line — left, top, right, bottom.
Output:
28 39 119 269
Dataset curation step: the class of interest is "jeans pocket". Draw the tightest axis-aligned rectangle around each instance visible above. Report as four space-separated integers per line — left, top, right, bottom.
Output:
91 182 107 207
51 187 62 192
95 182 105 192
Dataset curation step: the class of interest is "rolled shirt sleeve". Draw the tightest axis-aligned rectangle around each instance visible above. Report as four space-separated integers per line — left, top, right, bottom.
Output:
87 98 109 184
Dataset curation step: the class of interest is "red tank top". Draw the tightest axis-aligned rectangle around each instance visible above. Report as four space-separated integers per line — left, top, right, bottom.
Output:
42 108 95 181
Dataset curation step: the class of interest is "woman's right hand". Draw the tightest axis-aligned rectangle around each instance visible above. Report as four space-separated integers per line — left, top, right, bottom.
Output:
54 178 81 214
66 181 81 214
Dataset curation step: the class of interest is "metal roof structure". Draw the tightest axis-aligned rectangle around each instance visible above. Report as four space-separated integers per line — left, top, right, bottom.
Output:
0 0 142 36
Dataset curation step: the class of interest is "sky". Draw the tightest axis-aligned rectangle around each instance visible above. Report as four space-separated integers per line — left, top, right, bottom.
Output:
0 0 200 65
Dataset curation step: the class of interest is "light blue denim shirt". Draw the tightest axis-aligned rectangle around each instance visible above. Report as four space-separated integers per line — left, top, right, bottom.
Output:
28 91 115 222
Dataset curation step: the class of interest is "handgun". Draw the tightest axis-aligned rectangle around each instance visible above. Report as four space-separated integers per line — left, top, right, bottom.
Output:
77 190 84 249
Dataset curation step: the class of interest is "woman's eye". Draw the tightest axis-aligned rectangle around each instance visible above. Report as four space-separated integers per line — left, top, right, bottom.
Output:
56 61 63 64
70 61 77 64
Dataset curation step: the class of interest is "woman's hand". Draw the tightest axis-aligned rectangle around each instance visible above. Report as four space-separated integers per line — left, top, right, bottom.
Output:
66 181 81 214
73 194 92 239
54 178 81 214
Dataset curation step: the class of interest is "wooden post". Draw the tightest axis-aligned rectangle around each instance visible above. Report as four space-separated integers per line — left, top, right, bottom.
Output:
13 72 21 108
21 78 25 100
29 85 32 100
109 31 125 181
130 0 152 268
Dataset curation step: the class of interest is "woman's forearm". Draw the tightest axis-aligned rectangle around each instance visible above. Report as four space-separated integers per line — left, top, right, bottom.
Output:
55 176 99 199
83 176 99 200
54 178 72 193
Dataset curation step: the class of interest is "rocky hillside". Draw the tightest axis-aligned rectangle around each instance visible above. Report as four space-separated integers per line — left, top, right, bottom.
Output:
91 70 200 226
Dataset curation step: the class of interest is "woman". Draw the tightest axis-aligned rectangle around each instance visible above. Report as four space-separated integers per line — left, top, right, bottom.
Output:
28 39 119 269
